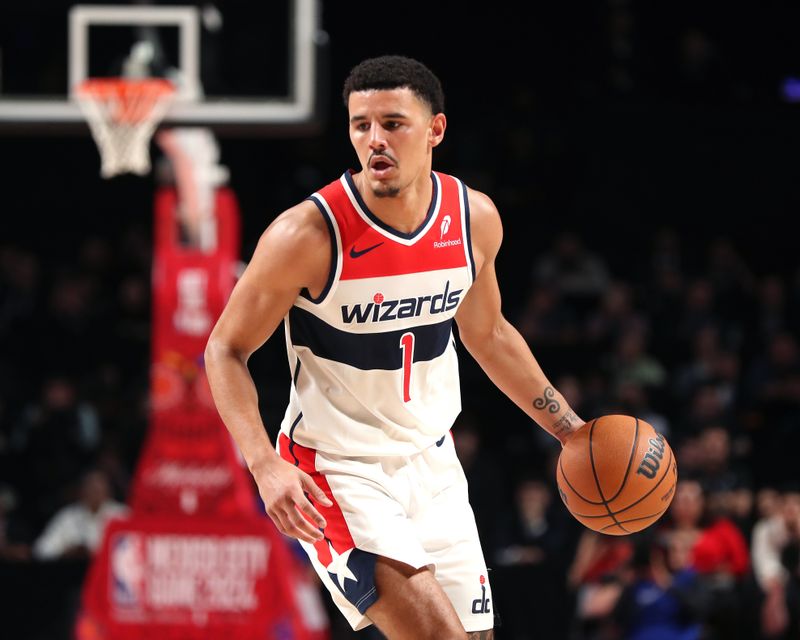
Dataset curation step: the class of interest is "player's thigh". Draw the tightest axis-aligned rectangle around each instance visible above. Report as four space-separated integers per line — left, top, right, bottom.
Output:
365 556 466 640
414 438 495 633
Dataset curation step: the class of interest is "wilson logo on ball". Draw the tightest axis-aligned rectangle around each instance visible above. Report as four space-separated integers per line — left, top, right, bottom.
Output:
636 433 666 479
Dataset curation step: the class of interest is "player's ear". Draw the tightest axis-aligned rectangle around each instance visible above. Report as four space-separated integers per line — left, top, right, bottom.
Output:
429 113 446 148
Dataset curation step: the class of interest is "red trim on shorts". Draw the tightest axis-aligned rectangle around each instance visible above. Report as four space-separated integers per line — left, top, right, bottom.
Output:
278 433 355 566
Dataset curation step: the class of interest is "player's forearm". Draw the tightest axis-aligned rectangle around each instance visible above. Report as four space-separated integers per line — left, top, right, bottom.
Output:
204 339 278 473
461 318 584 443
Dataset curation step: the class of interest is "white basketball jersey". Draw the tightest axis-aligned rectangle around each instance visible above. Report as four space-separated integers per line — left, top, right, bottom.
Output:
278 170 476 456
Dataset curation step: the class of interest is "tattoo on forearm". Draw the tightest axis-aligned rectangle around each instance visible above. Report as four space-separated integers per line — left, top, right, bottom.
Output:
552 409 580 437
533 386 560 414
467 631 494 640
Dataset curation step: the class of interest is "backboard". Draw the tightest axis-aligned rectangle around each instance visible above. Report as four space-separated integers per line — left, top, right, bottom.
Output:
0 1 325 135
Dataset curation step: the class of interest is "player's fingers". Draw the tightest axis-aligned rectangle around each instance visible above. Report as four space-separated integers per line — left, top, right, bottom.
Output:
286 506 324 543
296 494 327 530
273 506 318 543
267 508 292 538
301 473 333 507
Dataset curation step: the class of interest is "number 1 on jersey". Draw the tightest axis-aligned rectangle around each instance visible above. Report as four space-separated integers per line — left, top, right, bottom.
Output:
400 332 415 402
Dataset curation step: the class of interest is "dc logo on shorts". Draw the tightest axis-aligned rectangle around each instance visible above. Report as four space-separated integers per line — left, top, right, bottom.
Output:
471 574 491 614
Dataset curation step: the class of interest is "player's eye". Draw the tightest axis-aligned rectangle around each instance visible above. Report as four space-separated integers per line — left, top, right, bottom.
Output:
383 121 401 130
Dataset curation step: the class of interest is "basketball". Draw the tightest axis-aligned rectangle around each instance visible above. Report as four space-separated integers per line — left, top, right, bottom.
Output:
556 415 678 535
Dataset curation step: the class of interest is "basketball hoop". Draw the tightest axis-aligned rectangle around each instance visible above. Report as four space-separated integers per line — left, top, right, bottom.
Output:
76 78 175 178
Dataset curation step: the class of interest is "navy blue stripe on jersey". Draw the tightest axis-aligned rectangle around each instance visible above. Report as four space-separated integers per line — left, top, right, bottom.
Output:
300 195 338 303
344 171 439 241
460 180 476 282
288 411 303 466
289 306 452 370
293 358 302 386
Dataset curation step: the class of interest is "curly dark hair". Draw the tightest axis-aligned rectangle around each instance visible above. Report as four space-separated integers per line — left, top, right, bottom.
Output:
342 55 445 115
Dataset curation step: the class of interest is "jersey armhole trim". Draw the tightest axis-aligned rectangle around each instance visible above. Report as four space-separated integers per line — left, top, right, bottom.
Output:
301 194 341 304
458 179 477 282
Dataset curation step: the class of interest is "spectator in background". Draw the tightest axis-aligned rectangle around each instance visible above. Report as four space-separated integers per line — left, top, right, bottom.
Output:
604 324 667 393
567 528 633 640
0 247 42 423
649 227 683 281
114 273 151 369
672 435 704 481
747 275 790 354
676 279 718 357
10 375 102 528
661 479 752 640
585 281 648 360
789 267 800 336
751 488 800 639
614 380 671 440
518 284 579 347
678 381 734 439
691 426 755 538
612 531 705 640
0 483 31 561
695 425 750 496
32 468 128 560
675 27 730 104
644 228 685 361
743 331 800 486
672 325 723 405
0 246 41 341
36 270 105 374
705 237 755 328
532 231 612 311
494 474 579 640
495 475 575 569
757 488 784 523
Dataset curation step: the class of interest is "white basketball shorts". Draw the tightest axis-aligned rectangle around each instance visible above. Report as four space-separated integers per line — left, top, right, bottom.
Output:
276 430 494 632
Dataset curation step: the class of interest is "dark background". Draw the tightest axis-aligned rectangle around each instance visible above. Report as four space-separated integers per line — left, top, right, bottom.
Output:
3 0 799 422
2 1 800 639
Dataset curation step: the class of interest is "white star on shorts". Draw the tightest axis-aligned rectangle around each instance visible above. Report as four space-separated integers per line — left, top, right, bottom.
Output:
326 542 357 592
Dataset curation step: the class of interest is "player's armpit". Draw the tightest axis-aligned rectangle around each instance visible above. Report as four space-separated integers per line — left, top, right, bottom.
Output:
464 187 502 278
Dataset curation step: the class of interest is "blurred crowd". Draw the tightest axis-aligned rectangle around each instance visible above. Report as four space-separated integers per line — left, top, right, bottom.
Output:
2 219 800 640
452 229 800 640
0 227 150 559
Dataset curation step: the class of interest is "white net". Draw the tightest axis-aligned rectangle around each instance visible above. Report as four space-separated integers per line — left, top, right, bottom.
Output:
76 78 175 178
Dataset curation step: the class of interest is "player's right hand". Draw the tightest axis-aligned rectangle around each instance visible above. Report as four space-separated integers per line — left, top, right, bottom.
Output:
252 455 333 543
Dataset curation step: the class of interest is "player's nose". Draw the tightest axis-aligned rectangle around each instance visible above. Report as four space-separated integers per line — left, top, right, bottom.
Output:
368 126 387 150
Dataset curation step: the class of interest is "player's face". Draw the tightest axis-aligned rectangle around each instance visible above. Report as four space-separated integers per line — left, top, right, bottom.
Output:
348 88 445 198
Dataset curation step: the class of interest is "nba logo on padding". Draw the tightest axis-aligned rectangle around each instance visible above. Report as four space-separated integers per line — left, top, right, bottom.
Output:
110 532 145 607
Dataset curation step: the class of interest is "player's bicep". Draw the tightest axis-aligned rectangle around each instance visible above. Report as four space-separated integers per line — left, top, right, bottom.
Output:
455 188 504 344
455 257 503 344
213 262 298 357
209 207 329 358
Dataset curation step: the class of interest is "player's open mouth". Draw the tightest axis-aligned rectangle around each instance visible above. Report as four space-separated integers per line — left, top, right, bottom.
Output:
369 156 395 177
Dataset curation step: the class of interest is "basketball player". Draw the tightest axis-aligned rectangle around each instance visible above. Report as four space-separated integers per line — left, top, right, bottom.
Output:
205 55 585 639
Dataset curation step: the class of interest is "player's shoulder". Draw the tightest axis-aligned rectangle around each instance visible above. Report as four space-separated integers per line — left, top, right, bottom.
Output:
256 199 330 255
465 186 499 218
465 186 503 244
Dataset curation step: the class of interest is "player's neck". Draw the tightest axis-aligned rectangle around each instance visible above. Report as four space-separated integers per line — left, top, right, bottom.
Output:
355 171 433 235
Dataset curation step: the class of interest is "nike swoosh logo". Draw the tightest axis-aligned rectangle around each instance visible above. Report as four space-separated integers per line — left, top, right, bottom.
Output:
349 242 384 259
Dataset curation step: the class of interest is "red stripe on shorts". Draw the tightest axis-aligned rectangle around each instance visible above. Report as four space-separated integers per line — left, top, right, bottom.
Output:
278 433 355 566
